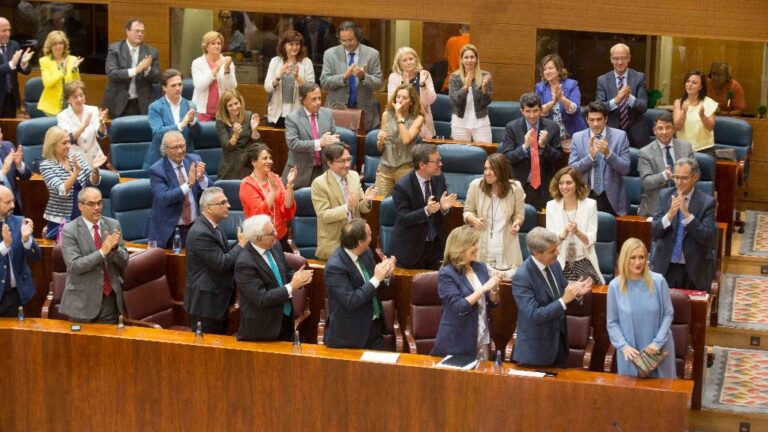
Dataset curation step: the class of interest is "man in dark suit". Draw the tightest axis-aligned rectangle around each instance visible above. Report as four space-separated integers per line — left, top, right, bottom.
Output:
595 43 648 149
235 214 313 342
102 18 161 118
0 17 33 118
146 131 209 248
183 187 247 334
60 187 129 324
651 157 716 292
390 144 457 270
0 185 39 317
498 92 562 210
283 83 339 189
144 68 200 170
324 218 395 349
0 126 31 215
512 227 592 367
637 112 694 216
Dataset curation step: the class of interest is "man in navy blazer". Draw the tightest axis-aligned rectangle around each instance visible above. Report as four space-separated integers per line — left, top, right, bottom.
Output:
324 219 395 349
146 131 209 248
595 43 648 149
390 144 457 270
0 185 39 317
569 101 630 216
0 18 33 118
512 227 591 367
651 158 716 292
0 128 31 215
144 69 200 170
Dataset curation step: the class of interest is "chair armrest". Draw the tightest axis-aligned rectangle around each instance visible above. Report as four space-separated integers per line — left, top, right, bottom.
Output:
317 307 327 345
392 317 404 353
226 302 240 336
583 328 595 370
504 331 516 362
374 236 386 262
404 315 417 354
710 280 720 327
123 317 162 329
294 309 311 329
41 284 54 319
287 235 300 255
684 334 694 380
604 345 617 373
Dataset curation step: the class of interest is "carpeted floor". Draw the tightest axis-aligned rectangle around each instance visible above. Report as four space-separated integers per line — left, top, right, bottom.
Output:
718 274 768 330
703 346 768 414
739 210 768 257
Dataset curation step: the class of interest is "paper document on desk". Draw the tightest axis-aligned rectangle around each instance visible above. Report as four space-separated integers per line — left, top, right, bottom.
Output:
360 351 400 364
507 369 546 378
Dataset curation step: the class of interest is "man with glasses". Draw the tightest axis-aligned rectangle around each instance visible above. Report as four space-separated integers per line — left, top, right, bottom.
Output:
60 187 129 324
0 185 39 317
651 157 716 292
596 43 648 149
184 187 247 334
146 130 209 248
103 18 160 118
390 144 456 270
311 143 376 260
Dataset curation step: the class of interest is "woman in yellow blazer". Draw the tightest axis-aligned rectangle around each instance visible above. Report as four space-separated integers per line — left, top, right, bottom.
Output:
38 31 82 116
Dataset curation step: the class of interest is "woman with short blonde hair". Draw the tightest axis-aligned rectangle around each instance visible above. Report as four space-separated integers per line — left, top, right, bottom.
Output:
57 80 108 166
192 31 237 121
387 46 436 139
38 31 82 116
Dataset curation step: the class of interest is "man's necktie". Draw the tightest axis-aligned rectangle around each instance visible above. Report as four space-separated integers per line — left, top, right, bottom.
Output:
341 177 352 220
530 128 541 189
129 48 138 98
265 250 292 316
93 224 113 296
177 165 192 225
356 257 381 319
593 134 605 195
1 45 12 91
214 225 227 249
671 207 685 263
664 145 675 187
347 52 357 107
618 75 629 130
424 179 436 241
544 266 559 300
310 113 321 166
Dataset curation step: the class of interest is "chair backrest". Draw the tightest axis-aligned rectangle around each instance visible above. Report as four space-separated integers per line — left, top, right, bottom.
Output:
290 187 317 259
518 204 539 260
109 115 153 178
46 244 69 320
714 116 752 160
596 211 617 281
195 121 222 182
624 176 642 216
566 290 593 368
487 101 522 128
409 271 441 355
23 77 46 118
331 108 364 135
110 179 153 243
285 253 309 319
693 152 715 196
381 298 398 352
431 94 452 137
336 126 358 166
379 196 396 255
628 147 640 177
213 179 244 244
97 170 121 218
362 129 381 188
17 116 57 171
121 248 177 328
437 144 485 200
670 289 692 379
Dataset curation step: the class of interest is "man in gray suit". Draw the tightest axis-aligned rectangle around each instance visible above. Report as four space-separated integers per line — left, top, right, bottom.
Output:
283 83 340 189
60 187 129 324
103 18 161 117
320 20 383 132
637 112 694 216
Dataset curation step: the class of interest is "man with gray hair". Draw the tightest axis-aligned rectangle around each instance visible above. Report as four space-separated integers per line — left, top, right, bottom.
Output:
511 227 592 367
146 130 208 248
235 214 313 341
651 157 716 291
183 187 247 334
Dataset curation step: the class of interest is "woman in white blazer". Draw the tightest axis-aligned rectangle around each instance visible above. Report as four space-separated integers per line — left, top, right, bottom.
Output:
191 31 237 122
545 166 604 284
264 30 315 127
56 80 107 166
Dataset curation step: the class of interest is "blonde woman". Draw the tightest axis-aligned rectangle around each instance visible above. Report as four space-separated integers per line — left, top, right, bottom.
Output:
374 83 424 196
264 30 314 127
447 44 492 142
56 81 108 166
38 31 82 116
607 238 676 378
215 89 261 180
387 47 436 139
191 31 237 121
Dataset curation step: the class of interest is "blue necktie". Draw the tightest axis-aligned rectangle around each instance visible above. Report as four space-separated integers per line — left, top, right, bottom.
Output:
265 250 292 316
671 208 685 263
664 145 675 188
347 52 357 107
593 134 605 195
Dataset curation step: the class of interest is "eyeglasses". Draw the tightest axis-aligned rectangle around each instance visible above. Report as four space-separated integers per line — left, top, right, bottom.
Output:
260 231 277 238
166 145 186 151
610 56 629 62
333 158 352 165
79 200 103 208
426 158 442 165
210 199 229 206
672 175 693 181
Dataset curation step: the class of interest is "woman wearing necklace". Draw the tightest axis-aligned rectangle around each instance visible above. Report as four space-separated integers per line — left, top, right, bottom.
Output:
56 81 108 167
545 166 604 284
673 69 717 156
215 89 261 180
239 143 297 252
463 153 525 269
191 31 237 122
38 31 82 116
264 30 314 127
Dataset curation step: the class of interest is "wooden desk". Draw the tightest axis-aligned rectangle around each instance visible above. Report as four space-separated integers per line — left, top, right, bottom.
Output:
0 319 692 431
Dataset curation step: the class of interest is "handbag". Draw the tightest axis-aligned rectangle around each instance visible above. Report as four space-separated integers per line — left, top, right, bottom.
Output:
631 348 668 378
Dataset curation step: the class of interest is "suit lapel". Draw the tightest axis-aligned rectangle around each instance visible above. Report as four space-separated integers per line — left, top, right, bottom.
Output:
410 172 427 206
325 172 344 208
250 243 279 286
341 249 366 287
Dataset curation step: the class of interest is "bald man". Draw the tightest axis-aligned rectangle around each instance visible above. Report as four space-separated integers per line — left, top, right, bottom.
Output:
0 185 39 317
0 17 34 118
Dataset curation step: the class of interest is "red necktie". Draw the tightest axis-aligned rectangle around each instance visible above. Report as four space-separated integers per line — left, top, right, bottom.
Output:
177 165 192 225
311 113 321 166
530 129 541 189
93 224 113 296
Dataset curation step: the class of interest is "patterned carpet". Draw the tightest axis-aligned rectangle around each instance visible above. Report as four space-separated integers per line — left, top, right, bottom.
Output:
718 274 768 330
703 346 768 414
739 210 768 256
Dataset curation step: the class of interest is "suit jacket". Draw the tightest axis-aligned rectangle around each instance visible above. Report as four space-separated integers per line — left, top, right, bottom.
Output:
191 55 237 116
0 215 40 305
569 126 630 215
320 44 383 131
311 169 370 260
390 170 448 268
59 216 129 320
283 107 336 189
146 155 209 246
0 141 32 214
651 187 716 291
511 256 568 366
498 117 562 191
637 139 694 216
535 79 588 137
0 40 31 111
38 55 80 116
144 96 201 170
324 247 384 348
183 215 243 320
595 69 649 148
431 262 492 357
234 242 295 341
103 40 161 117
